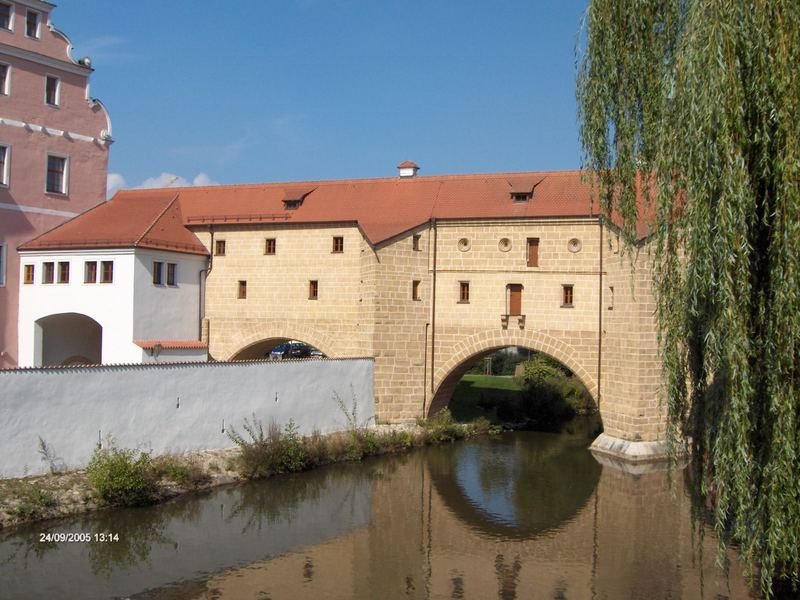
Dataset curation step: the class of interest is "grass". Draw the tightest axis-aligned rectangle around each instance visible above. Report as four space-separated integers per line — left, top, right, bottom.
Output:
449 374 523 422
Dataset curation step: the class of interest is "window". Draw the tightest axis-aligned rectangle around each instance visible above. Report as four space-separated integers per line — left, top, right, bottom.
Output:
152 261 163 285
24 264 34 284
25 9 39 38
309 280 318 300
459 281 470 303
412 280 421 301
562 284 574 308
265 238 276 255
512 193 532 203
508 283 523 316
167 263 177 286
100 261 113 283
45 75 59 106
332 236 344 253
42 261 54 284
608 286 615 310
412 234 421 251
46 155 67 194
0 3 12 30
84 261 97 283
0 242 5 286
0 145 8 186
237 280 247 299
215 240 226 256
527 238 539 267
0 64 9 95
57 261 69 284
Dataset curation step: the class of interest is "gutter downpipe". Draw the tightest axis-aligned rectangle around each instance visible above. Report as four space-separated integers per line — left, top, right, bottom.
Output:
597 219 603 411
198 226 215 341
430 218 438 398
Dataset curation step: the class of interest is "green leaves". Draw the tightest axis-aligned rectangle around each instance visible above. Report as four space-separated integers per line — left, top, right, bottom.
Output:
578 1 800 596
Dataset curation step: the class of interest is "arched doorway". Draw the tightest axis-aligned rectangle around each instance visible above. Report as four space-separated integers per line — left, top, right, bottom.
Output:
231 337 326 360
34 313 102 366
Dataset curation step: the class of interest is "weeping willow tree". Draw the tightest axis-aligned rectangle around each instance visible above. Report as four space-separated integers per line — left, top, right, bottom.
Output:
577 1 798 596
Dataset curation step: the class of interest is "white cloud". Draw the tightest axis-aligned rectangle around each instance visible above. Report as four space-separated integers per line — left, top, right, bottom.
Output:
138 172 218 189
106 172 126 199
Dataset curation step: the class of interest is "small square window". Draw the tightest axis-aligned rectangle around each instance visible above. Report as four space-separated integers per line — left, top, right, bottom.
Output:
46 155 67 194
45 75 59 106
25 9 39 38
215 240 226 256
562 284 574 308
152 261 163 285
101 261 113 283
167 263 177 286
0 64 9 96
332 236 344 253
0 3 12 31
24 264 34 284
238 280 247 299
84 261 97 283
459 281 470 303
57 261 69 284
0 145 8 186
412 234 421 251
42 261 54 284
412 280 421 301
513 193 532 203
309 280 318 300
265 238 276 255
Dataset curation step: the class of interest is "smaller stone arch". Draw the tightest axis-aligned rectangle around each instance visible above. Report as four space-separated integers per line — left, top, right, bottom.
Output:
228 323 338 361
428 329 597 417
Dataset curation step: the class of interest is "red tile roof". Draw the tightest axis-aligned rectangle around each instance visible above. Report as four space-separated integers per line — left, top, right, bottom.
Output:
20 169 633 252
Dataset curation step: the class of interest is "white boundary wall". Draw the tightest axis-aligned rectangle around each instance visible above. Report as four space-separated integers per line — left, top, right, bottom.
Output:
0 358 374 478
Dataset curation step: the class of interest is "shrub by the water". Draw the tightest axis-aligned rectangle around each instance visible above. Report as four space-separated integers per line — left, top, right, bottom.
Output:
86 445 158 506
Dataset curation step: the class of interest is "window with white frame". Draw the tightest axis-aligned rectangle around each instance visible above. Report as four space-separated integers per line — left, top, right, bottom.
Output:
45 75 60 106
0 145 9 186
0 242 6 287
0 3 13 31
0 63 9 96
25 9 39 38
46 155 67 194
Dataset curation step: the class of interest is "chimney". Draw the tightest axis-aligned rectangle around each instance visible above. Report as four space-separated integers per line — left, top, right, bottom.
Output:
397 160 419 178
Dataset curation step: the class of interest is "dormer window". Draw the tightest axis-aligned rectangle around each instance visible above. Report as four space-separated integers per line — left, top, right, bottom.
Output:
282 187 315 210
508 178 539 203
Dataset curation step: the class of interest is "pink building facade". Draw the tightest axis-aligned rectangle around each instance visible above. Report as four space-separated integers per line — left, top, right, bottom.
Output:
0 0 111 368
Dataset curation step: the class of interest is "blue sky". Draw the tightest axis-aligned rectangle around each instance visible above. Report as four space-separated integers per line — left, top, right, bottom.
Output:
53 1 589 195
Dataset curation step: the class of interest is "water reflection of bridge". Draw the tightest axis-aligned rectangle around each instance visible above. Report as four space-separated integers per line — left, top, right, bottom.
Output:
0 436 754 599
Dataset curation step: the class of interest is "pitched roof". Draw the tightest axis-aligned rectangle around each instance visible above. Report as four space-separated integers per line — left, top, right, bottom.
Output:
19 169 628 252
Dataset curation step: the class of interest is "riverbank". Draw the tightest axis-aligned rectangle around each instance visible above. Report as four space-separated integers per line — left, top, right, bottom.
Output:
0 415 496 530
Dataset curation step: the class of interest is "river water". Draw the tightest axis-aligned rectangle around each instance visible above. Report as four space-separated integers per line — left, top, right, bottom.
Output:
0 428 756 599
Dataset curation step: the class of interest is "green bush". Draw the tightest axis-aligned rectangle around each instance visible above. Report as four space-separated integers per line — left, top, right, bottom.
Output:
8 484 56 521
86 445 159 506
227 416 310 479
418 409 466 443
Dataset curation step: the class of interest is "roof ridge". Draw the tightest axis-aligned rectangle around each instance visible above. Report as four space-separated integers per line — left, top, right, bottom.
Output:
114 169 585 195
134 194 179 247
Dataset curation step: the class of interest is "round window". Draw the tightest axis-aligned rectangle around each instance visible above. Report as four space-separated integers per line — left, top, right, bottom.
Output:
498 238 512 252
458 238 471 252
568 238 582 253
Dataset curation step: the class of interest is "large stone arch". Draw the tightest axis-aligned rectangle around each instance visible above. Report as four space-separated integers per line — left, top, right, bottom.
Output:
428 329 598 417
228 323 339 360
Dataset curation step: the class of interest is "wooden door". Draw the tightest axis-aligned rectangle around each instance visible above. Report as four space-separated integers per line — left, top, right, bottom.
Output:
508 284 523 316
